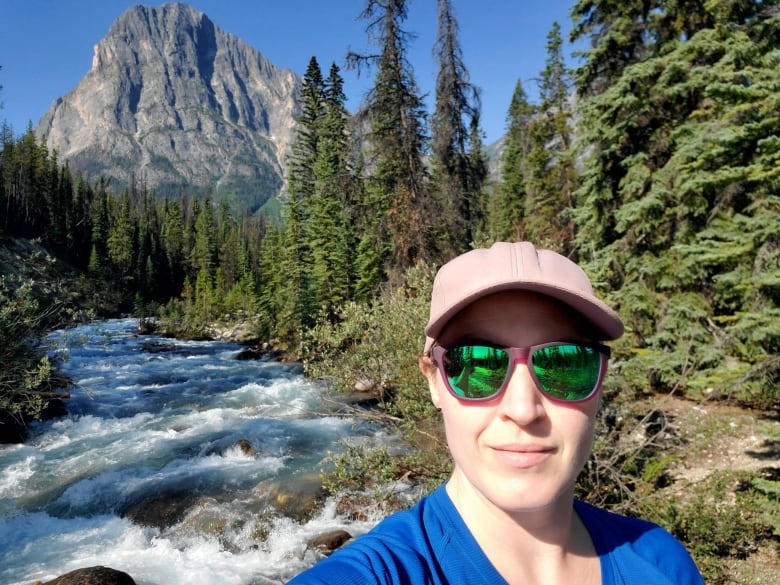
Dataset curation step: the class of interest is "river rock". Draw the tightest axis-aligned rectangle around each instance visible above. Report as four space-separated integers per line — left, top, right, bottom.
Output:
234 343 287 362
119 491 203 529
307 529 352 555
169 497 228 538
336 493 377 522
354 377 378 392
33 565 136 585
235 438 256 456
254 474 328 523
139 340 177 353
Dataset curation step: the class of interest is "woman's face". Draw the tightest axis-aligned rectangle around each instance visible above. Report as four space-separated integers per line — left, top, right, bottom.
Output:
422 290 602 514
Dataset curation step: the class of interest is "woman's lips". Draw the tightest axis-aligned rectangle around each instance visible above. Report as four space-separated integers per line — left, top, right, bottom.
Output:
491 444 555 468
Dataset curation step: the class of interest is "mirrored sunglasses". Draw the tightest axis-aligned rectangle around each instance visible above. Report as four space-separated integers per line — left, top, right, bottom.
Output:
431 341 611 403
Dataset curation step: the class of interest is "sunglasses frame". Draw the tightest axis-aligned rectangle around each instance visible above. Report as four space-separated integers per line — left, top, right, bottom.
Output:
430 341 611 403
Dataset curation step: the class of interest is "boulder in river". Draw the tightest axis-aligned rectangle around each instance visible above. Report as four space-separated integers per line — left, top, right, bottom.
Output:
32 565 136 585
119 491 203 529
307 529 352 555
257 474 329 523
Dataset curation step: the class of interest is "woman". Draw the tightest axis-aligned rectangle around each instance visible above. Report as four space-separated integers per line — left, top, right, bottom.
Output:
288 242 704 585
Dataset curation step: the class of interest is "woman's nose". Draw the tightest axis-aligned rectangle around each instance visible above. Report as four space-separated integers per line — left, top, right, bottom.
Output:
497 360 545 425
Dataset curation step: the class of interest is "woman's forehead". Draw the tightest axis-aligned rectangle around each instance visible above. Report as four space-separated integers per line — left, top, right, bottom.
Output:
436 290 593 346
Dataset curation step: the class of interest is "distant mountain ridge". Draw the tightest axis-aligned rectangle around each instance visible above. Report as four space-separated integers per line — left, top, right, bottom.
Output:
36 3 301 212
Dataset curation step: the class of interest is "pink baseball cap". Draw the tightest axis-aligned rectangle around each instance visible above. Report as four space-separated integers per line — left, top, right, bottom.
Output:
423 242 624 353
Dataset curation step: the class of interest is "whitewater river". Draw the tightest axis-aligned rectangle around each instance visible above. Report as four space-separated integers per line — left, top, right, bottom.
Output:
0 319 406 585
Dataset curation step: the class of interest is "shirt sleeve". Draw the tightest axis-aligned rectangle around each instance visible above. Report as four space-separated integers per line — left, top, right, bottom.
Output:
285 535 435 585
286 549 385 585
575 500 705 585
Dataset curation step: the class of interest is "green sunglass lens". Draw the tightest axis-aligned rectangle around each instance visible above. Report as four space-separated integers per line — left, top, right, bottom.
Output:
532 344 601 400
443 345 508 399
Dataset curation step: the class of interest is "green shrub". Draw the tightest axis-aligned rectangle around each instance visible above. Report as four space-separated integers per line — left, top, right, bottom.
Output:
322 440 451 499
301 262 438 421
0 278 63 424
301 263 452 494
650 471 779 585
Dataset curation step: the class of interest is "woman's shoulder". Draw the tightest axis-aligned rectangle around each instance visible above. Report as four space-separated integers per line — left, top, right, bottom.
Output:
574 500 705 585
574 499 672 540
286 487 460 585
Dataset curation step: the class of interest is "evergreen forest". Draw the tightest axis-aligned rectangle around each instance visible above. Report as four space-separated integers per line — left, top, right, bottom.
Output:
1 1 779 581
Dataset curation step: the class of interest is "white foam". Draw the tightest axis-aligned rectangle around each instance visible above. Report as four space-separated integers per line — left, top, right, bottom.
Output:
0 451 39 499
0 498 383 585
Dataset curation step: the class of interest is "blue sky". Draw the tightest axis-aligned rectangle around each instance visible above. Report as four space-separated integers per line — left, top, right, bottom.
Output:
0 0 583 145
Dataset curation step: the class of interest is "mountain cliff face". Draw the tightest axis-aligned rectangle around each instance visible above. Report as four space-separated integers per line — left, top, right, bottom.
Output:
36 3 301 212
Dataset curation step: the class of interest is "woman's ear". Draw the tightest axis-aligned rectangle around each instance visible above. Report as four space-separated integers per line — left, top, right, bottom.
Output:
419 355 442 408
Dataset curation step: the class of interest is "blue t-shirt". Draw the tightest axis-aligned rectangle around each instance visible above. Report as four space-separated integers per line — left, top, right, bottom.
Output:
287 486 704 584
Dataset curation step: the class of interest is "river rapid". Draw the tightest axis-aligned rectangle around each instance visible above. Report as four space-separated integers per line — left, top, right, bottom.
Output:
0 319 406 585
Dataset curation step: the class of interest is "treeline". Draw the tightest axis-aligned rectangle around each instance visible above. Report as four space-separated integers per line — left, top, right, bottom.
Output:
258 3 577 343
1 0 779 410
0 123 266 329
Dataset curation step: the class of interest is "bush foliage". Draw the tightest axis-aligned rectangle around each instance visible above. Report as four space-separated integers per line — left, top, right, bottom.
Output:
0 278 64 429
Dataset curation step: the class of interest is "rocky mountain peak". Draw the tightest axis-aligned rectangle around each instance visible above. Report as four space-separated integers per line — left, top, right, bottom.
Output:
37 3 301 212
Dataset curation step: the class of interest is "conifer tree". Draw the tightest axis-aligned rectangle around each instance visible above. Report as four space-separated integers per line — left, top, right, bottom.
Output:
191 195 217 279
161 197 185 295
106 189 134 279
44 152 68 255
489 80 535 241
89 178 110 276
571 0 780 401
308 63 354 317
0 122 13 234
349 0 429 288
273 57 328 337
523 22 576 253
288 57 326 208
16 127 50 238
257 224 283 338
70 172 94 266
570 0 660 96
466 117 489 241
190 195 218 318
216 198 239 287
430 0 487 256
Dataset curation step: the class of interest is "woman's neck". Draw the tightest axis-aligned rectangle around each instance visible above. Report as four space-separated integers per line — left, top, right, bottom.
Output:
445 474 600 585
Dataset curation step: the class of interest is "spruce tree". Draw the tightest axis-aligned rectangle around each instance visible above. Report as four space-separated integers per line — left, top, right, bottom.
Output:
70 173 94 267
274 56 328 338
89 178 110 276
191 195 217 280
161 197 185 296
349 0 429 288
288 57 326 209
571 0 780 402
308 63 354 317
430 0 487 257
490 80 535 241
570 0 660 96
106 189 134 279
523 22 577 253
